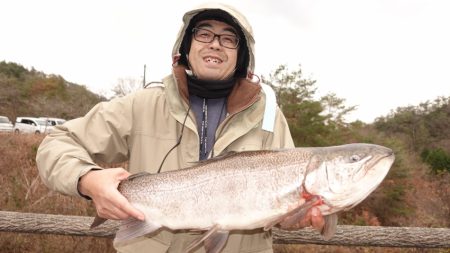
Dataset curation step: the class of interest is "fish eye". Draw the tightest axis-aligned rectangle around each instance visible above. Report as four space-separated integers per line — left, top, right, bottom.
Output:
350 155 361 162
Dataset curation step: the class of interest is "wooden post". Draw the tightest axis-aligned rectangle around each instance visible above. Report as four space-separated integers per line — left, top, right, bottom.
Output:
0 211 449 248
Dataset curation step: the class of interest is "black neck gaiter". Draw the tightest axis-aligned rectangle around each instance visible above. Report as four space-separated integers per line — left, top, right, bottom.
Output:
187 74 236 99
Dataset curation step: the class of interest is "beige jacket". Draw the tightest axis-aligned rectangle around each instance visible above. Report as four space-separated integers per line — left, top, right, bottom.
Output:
37 3 294 253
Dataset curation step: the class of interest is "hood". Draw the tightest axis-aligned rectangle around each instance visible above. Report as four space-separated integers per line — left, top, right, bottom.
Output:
172 3 256 76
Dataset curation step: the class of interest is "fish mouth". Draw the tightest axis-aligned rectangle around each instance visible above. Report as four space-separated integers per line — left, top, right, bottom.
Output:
367 151 395 171
355 150 395 181
351 149 394 182
349 151 395 208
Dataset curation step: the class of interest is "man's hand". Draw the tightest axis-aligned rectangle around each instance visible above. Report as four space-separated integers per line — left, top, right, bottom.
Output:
78 168 145 221
277 207 325 232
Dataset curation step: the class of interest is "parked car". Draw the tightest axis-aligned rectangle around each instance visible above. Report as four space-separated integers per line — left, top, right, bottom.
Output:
39 117 66 132
40 117 66 126
14 117 52 134
0 116 14 132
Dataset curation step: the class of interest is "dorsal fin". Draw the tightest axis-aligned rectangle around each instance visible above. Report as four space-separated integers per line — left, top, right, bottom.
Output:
199 151 239 163
185 149 279 169
126 172 151 180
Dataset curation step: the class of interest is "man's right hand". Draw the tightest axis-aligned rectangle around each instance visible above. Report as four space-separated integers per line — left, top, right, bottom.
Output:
78 168 145 221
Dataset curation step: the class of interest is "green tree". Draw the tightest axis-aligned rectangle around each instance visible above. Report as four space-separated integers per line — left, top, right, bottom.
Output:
261 64 316 107
421 148 450 173
375 106 429 151
423 97 450 141
0 61 28 79
375 96 450 153
262 64 355 146
320 93 357 126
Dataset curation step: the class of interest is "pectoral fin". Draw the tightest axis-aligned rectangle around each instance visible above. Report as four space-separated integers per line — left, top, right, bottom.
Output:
263 196 320 231
114 218 161 244
184 225 229 253
321 213 338 240
90 215 108 229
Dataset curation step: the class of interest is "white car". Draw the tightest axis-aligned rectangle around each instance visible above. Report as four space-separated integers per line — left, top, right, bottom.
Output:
40 117 66 126
40 117 67 133
14 117 52 134
0 116 14 132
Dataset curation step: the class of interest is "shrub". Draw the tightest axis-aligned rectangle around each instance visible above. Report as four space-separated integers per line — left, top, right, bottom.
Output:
421 148 450 173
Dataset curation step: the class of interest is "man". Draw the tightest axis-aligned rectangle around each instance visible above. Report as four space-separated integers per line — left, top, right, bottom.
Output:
36 3 323 253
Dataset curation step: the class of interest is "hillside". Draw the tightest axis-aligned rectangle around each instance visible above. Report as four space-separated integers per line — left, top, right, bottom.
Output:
0 132 447 253
0 61 105 122
0 61 448 252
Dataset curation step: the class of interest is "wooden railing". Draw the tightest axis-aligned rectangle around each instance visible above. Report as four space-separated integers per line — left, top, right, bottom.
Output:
1 211 449 248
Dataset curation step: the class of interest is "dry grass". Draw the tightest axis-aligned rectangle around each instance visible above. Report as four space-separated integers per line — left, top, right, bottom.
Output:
0 133 114 253
0 133 448 253
273 244 450 253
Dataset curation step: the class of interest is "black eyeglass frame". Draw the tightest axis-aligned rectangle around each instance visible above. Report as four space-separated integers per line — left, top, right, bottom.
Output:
191 27 240 49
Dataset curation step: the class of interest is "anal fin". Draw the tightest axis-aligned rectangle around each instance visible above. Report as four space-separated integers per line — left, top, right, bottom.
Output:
204 230 229 253
184 225 229 253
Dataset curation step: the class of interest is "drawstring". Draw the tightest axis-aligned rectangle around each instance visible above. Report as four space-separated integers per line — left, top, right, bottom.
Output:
157 103 191 174
200 98 208 159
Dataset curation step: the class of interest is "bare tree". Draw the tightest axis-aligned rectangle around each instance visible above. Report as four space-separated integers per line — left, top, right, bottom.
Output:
111 77 142 98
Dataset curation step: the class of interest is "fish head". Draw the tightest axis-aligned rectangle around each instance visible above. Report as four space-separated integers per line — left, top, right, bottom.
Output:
303 143 395 214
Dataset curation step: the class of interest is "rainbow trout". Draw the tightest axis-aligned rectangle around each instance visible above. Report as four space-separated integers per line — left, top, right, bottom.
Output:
92 143 395 253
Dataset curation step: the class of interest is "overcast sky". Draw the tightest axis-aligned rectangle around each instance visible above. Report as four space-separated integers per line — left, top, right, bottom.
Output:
1 0 449 123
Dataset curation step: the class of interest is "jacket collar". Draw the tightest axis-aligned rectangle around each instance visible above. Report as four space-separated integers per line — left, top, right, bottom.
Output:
172 65 261 115
165 66 266 156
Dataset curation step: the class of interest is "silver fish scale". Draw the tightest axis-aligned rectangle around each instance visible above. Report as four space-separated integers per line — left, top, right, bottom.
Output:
109 143 394 251
119 149 310 229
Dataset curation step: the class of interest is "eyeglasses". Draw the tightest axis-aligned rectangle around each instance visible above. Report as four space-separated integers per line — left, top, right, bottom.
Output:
192 28 240 49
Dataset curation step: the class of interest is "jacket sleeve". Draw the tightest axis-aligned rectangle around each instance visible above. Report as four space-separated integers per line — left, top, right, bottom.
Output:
36 95 133 197
263 106 295 149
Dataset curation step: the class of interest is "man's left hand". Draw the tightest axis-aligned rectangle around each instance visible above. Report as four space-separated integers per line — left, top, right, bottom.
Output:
277 207 325 232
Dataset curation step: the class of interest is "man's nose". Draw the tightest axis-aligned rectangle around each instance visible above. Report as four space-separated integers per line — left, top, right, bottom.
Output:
209 35 222 48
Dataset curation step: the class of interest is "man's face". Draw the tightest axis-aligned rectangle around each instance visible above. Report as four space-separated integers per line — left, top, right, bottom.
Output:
188 19 239 80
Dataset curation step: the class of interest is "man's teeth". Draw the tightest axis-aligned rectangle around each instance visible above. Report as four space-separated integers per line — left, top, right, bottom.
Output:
205 57 222 63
